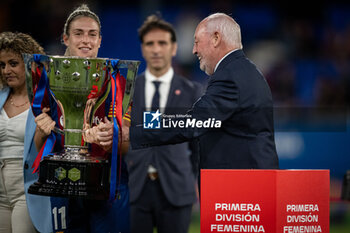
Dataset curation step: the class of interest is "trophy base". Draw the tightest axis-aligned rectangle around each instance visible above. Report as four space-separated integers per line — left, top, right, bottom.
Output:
28 150 110 200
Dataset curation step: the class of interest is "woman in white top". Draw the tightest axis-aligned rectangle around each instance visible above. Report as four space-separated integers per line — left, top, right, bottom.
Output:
0 32 46 233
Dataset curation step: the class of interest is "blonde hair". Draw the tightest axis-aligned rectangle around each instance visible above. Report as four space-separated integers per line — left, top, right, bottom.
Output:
63 4 101 37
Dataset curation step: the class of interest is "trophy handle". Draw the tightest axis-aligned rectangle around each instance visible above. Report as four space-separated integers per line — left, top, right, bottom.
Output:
83 98 98 130
117 60 140 117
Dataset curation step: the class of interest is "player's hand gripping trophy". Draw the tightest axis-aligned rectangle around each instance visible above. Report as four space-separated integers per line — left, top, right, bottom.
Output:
23 54 139 199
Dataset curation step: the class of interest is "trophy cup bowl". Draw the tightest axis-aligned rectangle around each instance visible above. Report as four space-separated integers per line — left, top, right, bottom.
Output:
23 54 139 199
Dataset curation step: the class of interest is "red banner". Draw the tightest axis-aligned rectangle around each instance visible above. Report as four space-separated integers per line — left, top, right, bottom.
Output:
200 170 329 233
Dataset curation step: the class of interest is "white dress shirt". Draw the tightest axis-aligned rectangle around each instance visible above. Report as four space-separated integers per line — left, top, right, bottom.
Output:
144 68 174 111
144 68 174 173
0 108 28 159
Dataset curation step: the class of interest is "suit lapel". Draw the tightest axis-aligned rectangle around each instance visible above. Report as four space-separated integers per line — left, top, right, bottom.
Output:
136 74 183 114
136 75 146 107
23 110 36 158
1 88 35 158
165 75 181 111
133 75 146 123
0 87 10 109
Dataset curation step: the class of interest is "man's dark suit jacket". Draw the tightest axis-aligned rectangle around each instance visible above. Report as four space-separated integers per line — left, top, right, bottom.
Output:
131 49 279 171
125 73 201 206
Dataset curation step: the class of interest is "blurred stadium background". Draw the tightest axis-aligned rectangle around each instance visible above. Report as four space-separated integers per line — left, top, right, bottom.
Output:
1 0 349 232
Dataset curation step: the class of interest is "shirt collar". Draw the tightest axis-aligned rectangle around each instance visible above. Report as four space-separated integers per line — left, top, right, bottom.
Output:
214 49 239 73
145 68 174 83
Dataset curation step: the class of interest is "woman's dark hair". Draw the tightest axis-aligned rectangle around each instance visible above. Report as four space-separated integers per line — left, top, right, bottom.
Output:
0 31 44 88
138 14 176 43
0 31 44 55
